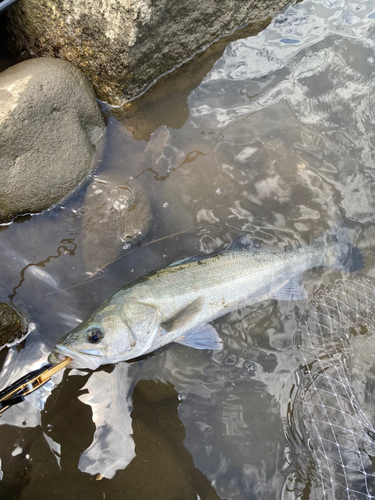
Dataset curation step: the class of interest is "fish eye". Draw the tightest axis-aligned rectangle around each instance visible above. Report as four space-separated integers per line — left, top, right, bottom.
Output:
88 329 104 343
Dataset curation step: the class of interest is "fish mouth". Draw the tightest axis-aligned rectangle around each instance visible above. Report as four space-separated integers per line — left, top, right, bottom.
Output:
48 344 103 371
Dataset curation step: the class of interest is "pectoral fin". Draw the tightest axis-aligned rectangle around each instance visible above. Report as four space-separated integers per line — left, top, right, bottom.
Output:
176 324 223 350
271 275 308 301
161 298 203 333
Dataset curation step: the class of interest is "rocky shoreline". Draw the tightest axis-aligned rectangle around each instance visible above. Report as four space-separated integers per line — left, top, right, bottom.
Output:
5 0 292 105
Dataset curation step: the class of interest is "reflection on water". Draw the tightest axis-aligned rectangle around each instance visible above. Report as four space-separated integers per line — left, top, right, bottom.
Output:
2 0 375 498
78 363 136 478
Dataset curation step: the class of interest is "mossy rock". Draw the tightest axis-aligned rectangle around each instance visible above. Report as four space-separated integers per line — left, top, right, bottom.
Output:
6 0 291 105
0 303 28 349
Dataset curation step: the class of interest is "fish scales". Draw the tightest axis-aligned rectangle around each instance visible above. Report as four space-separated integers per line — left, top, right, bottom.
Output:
127 245 323 330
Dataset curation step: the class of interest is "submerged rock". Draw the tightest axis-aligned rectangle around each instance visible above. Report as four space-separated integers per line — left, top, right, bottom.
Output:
0 303 28 349
82 178 151 271
6 0 291 105
0 58 106 224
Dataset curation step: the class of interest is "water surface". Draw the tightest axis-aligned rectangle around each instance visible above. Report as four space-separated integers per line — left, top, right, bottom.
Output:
2 0 375 498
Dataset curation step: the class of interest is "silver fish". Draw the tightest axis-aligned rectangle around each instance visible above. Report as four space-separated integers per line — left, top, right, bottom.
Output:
48 228 358 370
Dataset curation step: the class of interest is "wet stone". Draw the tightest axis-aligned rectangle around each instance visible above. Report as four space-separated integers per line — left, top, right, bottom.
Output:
0 58 106 223
0 303 27 349
82 178 152 271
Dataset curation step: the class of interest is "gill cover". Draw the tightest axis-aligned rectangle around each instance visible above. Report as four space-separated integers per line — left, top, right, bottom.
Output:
122 302 161 337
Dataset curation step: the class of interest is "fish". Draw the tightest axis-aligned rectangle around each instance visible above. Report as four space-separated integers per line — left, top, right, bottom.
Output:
48 226 361 370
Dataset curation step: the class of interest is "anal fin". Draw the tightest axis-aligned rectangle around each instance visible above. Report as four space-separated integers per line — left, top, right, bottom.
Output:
272 275 308 301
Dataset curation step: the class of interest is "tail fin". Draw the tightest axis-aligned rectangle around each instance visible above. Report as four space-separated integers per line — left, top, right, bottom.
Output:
324 225 363 273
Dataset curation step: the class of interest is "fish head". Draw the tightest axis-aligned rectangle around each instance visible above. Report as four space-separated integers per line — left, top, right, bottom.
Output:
48 295 161 369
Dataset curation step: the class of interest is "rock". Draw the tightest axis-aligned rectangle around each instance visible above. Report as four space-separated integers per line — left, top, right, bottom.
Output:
0 303 28 349
0 58 106 224
114 18 271 141
82 178 152 271
6 0 291 105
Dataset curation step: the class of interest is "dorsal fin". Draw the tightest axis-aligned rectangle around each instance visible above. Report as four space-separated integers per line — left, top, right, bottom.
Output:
168 256 201 267
226 234 281 253
227 234 256 252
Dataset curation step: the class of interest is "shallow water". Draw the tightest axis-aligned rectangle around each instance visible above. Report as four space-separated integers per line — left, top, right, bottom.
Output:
2 0 375 498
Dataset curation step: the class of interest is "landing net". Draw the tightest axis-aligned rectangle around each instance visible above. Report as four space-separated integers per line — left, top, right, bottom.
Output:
287 277 375 500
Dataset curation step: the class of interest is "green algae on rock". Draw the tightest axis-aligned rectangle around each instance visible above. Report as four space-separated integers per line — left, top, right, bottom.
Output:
0 303 28 349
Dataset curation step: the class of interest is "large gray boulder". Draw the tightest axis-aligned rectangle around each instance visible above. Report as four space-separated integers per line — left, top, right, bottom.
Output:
6 0 291 105
0 57 106 224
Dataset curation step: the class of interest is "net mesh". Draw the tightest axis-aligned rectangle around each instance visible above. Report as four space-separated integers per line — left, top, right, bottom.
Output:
287 276 375 499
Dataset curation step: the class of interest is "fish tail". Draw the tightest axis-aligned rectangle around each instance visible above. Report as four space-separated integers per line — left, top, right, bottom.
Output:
322 223 363 272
